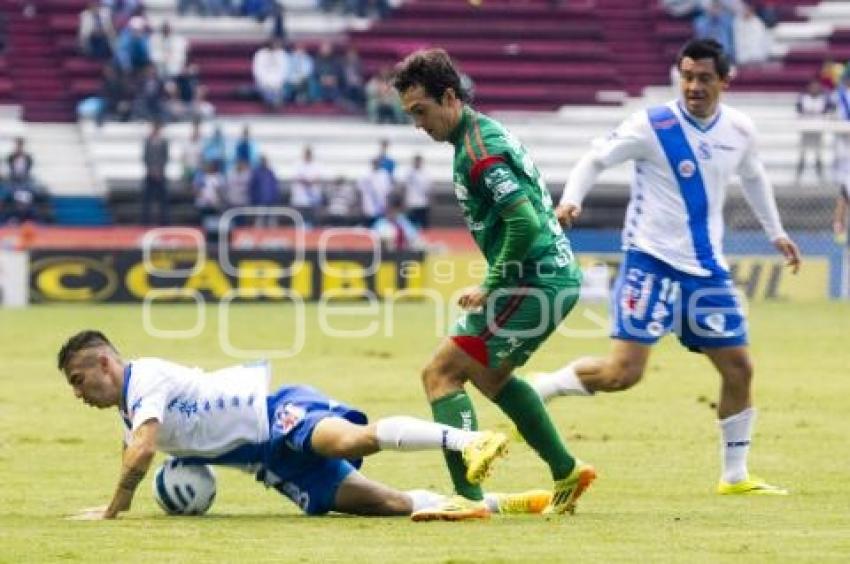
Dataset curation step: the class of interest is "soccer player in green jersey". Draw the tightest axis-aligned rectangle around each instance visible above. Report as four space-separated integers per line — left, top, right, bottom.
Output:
392 48 596 514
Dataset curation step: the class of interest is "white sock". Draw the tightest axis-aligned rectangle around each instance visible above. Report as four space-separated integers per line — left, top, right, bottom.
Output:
405 489 446 513
483 493 501 514
376 416 476 452
532 362 592 402
719 407 755 484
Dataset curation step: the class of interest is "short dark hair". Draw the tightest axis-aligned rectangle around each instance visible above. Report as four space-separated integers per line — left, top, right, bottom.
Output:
392 48 470 103
676 38 731 80
57 330 116 371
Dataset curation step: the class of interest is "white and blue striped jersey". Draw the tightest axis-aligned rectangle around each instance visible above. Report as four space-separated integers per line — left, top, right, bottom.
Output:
563 100 786 277
119 358 270 461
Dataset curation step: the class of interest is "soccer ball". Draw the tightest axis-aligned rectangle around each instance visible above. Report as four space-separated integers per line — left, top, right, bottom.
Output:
152 458 216 516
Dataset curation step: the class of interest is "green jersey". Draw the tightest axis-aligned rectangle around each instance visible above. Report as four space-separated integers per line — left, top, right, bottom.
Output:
449 106 578 287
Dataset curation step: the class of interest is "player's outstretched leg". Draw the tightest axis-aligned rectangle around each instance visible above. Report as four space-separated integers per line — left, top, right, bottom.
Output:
332 472 489 520
310 415 509 486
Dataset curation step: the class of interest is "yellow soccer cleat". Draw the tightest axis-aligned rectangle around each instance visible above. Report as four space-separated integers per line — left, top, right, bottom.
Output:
490 490 552 515
717 475 788 496
411 496 491 522
544 461 597 515
462 431 509 485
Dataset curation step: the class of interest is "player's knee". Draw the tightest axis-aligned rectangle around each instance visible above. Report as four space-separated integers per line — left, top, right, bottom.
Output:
421 361 464 399
722 355 753 387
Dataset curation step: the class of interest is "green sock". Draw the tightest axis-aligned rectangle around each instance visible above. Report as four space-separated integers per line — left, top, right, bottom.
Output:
430 390 483 501
494 376 576 480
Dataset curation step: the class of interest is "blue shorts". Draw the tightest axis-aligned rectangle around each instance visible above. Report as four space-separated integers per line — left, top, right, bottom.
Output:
610 250 748 352
257 385 368 515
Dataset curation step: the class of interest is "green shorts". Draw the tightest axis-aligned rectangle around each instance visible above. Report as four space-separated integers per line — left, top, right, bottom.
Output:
450 267 582 369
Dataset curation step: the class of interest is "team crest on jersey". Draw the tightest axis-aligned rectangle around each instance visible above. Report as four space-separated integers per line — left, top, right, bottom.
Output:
483 167 511 186
697 141 712 160
677 159 696 178
277 403 306 434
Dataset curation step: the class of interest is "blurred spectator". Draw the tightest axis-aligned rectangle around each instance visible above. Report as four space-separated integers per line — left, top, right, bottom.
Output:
249 155 282 227
313 42 342 103
733 3 771 66
186 84 216 122
111 0 144 29
6 137 33 187
193 161 227 229
149 21 188 79
233 125 260 166
373 194 421 251
284 44 315 104
242 0 274 18
252 38 288 108
662 0 707 19
375 138 396 177
290 145 324 227
267 1 287 40
795 79 831 186
323 176 359 226
180 118 204 187
340 47 366 109
694 1 735 62
835 181 850 244
357 157 392 226
202 125 229 170
400 154 431 229
114 16 151 75
79 1 116 61
98 63 133 124
819 57 844 91
0 187 8 224
346 0 391 18
2 186 39 225
754 1 779 29
134 64 166 120
366 68 405 124
171 63 201 106
832 74 850 191
227 158 253 208
142 120 170 225
177 0 208 16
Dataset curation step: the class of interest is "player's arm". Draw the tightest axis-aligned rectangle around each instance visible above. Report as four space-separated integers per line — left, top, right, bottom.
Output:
738 154 802 273
835 183 850 233
557 113 650 228
103 419 160 518
482 197 541 292
458 161 541 309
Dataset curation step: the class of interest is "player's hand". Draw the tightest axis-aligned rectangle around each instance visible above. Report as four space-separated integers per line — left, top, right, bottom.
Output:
458 286 488 311
555 203 581 229
774 236 801 274
67 506 109 521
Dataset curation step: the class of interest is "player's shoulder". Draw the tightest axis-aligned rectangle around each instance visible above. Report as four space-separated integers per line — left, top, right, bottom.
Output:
719 103 758 138
131 357 188 382
472 111 512 147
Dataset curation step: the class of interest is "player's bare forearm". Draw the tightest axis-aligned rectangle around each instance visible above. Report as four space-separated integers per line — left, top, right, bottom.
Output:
103 442 155 518
103 420 159 518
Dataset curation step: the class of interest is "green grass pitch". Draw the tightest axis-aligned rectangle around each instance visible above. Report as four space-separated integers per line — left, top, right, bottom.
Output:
1 300 849 562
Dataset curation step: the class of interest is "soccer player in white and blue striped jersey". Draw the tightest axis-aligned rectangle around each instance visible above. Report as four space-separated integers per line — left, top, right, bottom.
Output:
58 330 547 521
537 38 801 495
